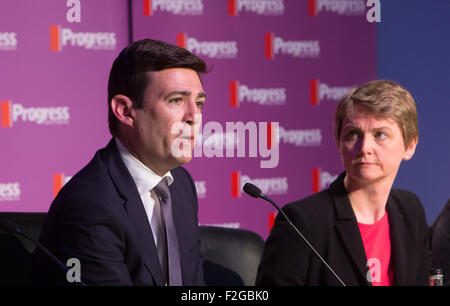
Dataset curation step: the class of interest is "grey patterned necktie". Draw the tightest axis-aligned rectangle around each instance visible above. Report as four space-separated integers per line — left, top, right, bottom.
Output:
153 178 182 286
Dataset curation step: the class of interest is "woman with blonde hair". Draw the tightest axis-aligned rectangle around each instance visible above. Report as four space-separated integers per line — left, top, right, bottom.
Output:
256 80 430 286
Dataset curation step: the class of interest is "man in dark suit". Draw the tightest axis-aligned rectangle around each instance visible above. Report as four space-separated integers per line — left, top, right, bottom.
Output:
32 39 207 285
431 199 450 285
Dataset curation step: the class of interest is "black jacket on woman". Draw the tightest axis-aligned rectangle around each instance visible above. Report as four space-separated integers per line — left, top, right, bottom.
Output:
256 173 430 286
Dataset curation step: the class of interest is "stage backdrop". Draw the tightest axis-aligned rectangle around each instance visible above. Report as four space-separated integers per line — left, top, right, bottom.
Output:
377 0 450 225
1 0 376 239
0 0 129 210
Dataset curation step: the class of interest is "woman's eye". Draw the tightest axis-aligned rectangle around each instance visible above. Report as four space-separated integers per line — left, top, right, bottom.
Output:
346 130 358 139
375 131 387 139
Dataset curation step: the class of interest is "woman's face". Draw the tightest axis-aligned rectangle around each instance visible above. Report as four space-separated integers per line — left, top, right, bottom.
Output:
338 107 417 187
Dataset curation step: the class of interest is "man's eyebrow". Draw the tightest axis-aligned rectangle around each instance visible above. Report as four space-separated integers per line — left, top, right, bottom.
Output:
164 90 207 99
164 90 191 98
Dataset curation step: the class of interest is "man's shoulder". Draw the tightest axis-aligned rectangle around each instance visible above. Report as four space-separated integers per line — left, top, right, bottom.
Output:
170 166 196 197
51 146 120 212
63 150 110 191
171 166 193 180
171 166 195 188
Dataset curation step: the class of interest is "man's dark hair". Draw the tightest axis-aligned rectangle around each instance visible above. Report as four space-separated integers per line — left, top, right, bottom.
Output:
107 38 207 136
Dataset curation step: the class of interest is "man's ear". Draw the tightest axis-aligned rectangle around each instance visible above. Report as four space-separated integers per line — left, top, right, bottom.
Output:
110 95 135 127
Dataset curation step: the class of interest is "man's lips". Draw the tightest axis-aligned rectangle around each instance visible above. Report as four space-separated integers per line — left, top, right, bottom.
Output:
178 135 195 145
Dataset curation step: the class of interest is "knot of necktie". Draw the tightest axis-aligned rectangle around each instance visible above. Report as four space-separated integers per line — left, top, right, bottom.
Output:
153 178 171 202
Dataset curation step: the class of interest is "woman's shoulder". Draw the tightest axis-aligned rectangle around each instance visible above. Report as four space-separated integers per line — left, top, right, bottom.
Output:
390 188 422 206
283 189 335 218
389 188 426 219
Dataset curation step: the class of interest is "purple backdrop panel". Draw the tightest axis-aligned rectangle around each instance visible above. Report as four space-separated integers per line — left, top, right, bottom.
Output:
0 0 376 240
0 0 129 212
132 0 376 239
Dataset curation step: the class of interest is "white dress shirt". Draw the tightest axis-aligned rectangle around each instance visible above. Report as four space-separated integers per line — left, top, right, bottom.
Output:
115 138 173 269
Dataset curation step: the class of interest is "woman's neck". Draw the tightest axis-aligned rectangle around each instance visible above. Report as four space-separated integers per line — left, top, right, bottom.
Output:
344 175 394 224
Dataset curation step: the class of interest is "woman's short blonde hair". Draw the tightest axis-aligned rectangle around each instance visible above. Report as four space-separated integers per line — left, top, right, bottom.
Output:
334 80 419 148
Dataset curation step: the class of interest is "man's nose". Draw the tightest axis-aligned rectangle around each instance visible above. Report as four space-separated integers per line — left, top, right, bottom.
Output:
184 99 200 125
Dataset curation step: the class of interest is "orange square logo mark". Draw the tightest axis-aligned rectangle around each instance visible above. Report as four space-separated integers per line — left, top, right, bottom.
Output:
312 168 321 193
176 33 187 49
230 80 239 107
1 101 12 127
53 173 64 198
50 25 61 51
143 0 152 16
310 79 319 106
264 33 274 59
309 0 318 16
231 171 240 198
228 0 237 16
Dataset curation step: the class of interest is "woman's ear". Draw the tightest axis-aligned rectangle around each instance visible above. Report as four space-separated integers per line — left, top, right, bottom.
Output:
403 137 418 161
110 95 135 127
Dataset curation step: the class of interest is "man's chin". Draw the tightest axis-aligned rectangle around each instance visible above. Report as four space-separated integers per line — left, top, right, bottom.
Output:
171 152 194 166
170 140 194 162
178 155 193 165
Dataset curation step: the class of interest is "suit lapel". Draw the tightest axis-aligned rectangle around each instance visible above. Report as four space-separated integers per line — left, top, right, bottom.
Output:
102 138 164 285
331 174 371 285
386 196 407 285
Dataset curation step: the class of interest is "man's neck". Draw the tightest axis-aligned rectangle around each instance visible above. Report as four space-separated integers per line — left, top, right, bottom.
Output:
115 136 170 177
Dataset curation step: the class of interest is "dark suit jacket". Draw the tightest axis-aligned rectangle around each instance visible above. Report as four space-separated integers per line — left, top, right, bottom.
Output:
431 199 450 285
256 173 430 286
32 138 204 285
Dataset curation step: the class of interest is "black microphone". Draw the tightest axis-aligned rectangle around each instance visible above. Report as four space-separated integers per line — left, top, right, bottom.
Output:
243 183 346 286
0 218 86 286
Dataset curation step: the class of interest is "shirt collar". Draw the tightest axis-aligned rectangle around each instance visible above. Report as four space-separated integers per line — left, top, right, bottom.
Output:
115 138 173 196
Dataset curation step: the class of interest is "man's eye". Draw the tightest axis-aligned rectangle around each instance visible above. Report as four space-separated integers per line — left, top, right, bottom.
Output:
196 101 205 109
169 97 183 104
